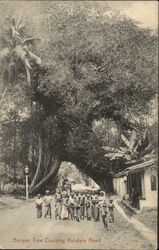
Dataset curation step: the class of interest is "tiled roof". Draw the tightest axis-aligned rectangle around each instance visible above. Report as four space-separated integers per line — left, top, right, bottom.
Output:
114 159 157 178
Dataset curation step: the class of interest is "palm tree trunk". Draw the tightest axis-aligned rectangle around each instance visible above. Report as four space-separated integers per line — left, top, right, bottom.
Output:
13 118 16 185
29 134 43 191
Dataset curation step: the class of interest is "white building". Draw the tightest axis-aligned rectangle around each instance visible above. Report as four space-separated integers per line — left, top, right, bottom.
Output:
113 171 128 198
113 159 158 209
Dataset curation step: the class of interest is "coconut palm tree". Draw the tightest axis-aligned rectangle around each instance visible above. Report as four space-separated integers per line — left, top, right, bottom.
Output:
0 17 41 103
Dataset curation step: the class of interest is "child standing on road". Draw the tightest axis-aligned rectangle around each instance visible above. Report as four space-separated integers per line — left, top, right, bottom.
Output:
86 194 92 220
108 198 115 223
74 192 81 222
35 194 43 218
55 188 62 219
61 194 69 220
80 193 86 220
101 202 109 232
68 193 75 220
44 190 52 219
94 194 100 222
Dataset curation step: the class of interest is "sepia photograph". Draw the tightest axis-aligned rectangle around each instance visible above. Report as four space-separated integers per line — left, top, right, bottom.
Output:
0 1 158 249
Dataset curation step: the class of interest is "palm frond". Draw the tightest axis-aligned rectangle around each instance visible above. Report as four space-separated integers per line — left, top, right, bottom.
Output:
25 65 31 85
15 18 25 31
103 146 123 153
129 130 136 150
0 48 10 61
11 26 21 42
119 147 128 153
104 152 125 158
27 51 41 65
23 37 41 46
7 39 14 47
1 35 13 47
121 134 130 148
13 45 32 69
24 57 32 70
104 152 131 161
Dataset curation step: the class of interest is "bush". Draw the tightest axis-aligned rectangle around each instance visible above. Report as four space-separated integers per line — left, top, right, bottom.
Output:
3 183 25 196
12 185 25 196
3 183 15 194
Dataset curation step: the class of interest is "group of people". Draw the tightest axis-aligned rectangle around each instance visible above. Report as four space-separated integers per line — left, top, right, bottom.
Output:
55 189 115 231
35 189 115 232
35 190 52 219
38 189 115 231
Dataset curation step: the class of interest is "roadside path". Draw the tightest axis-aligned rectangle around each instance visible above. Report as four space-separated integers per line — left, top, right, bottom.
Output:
113 198 157 248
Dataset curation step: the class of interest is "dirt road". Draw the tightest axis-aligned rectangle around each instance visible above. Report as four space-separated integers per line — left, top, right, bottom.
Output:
0 197 155 249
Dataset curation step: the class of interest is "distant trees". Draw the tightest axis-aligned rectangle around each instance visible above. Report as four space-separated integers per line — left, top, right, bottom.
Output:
0 76 40 186
58 162 84 184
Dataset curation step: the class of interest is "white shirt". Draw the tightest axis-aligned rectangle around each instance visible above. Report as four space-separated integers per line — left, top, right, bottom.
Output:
99 195 107 206
35 198 43 206
69 196 74 205
44 195 52 205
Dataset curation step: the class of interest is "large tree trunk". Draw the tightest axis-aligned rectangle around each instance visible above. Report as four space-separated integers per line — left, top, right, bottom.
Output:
29 134 61 194
29 157 61 194
99 175 114 194
73 159 114 195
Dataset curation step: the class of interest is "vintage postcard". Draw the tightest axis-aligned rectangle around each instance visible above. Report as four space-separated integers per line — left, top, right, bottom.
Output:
0 1 158 249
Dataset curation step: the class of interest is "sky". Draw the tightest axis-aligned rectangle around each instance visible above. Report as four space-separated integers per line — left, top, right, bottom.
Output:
107 1 158 30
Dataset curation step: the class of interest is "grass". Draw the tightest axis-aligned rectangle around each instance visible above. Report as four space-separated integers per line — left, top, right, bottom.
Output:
134 207 157 233
118 199 157 233
0 195 26 210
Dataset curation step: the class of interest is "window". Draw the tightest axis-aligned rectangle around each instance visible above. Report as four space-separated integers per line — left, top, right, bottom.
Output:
150 175 157 191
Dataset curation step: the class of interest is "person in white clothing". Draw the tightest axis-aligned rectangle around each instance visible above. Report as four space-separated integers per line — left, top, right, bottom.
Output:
44 190 52 218
61 194 69 220
99 191 107 205
35 194 43 218
68 193 75 220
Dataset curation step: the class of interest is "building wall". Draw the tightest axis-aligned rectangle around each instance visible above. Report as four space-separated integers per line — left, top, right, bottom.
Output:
113 177 127 197
113 178 117 193
139 167 157 209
